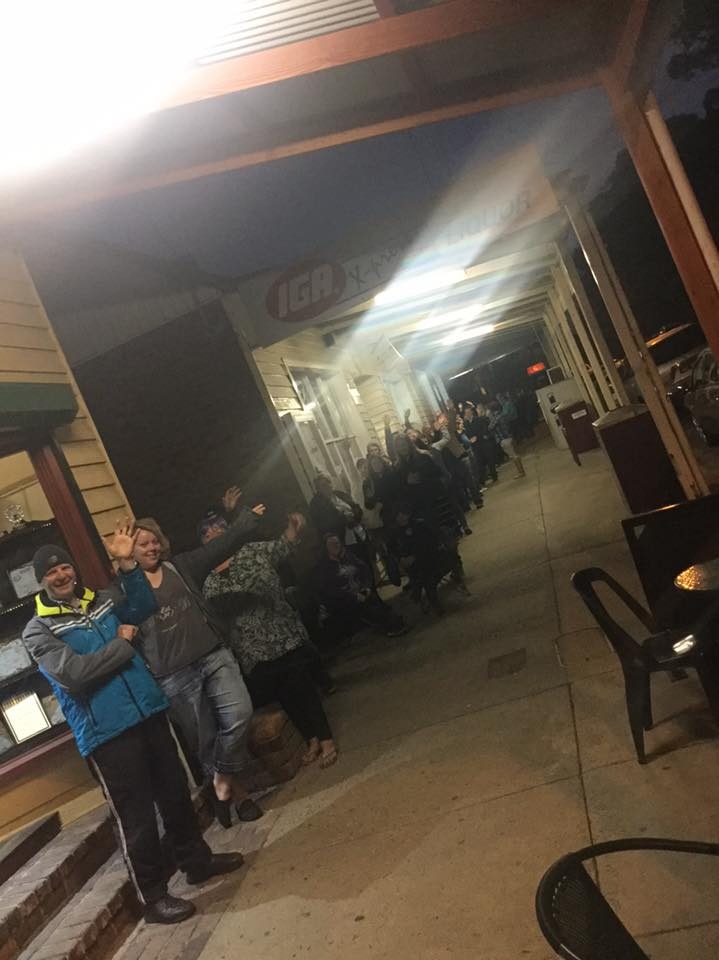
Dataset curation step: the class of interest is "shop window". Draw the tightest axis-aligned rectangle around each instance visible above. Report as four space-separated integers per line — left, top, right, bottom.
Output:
290 368 370 498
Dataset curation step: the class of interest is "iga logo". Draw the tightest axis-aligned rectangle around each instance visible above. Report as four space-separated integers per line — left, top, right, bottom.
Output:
266 260 346 323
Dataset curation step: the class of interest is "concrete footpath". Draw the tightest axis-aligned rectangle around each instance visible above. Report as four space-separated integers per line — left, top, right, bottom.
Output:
115 436 719 960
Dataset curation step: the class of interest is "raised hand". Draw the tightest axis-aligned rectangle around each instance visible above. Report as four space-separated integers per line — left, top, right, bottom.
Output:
105 518 138 561
286 512 306 541
252 503 267 516
222 485 242 513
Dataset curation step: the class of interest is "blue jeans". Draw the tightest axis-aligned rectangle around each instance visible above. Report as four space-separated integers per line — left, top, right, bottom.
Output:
158 646 253 778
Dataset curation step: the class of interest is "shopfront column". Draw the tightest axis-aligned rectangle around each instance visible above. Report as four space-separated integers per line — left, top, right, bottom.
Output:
541 309 571 381
547 290 604 414
537 325 562 372
601 75 719 361
564 197 708 500
543 306 591 404
552 267 614 413
27 436 112 587
557 246 629 406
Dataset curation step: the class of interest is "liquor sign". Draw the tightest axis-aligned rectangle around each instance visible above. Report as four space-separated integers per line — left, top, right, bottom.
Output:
242 145 559 348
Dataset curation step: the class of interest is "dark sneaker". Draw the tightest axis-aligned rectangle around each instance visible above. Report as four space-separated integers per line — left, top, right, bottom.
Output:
236 798 264 822
213 797 233 829
144 895 196 925
186 852 245 885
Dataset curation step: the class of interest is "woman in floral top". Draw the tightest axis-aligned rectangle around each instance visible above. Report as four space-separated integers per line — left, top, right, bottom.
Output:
203 513 337 768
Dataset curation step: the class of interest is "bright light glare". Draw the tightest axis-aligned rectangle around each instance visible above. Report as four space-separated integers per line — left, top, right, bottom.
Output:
374 268 466 306
417 305 482 332
0 2 236 178
438 323 496 347
448 367 477 380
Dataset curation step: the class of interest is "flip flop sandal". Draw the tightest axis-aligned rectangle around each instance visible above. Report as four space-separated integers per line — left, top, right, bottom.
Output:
318 749 338 769
236 798 264 822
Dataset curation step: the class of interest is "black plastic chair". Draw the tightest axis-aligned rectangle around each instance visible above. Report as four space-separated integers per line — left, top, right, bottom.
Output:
571 567 719 762
536 837 719 959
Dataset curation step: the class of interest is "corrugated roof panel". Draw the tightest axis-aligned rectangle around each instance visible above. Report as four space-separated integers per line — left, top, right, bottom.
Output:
197 0 380 64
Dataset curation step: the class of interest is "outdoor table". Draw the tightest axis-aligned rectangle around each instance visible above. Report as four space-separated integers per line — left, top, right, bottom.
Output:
675 559 719 592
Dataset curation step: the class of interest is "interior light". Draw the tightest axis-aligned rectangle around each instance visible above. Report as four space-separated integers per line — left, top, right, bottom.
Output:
0 2 236 178
438 323 496 347
672 634 696 655
374 269 466 306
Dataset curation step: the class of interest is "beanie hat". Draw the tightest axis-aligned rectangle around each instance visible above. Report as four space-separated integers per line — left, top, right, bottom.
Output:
33 545 74 582
197 510 228 542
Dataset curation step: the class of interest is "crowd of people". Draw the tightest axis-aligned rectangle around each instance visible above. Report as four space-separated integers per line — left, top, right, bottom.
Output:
21 390 533 926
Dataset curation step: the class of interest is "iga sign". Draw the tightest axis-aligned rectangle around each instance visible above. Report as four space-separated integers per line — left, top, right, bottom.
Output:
266 260 346 323
243 145 559 347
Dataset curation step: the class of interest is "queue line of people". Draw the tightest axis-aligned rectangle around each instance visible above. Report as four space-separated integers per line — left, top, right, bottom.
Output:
21 483 408 924
20 394 531 926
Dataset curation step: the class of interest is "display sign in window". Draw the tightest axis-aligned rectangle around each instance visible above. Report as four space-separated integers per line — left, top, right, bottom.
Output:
2 691 51 743
8 562 41 600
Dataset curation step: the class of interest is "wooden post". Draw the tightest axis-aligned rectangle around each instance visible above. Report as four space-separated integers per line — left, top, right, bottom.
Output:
601 71 719 360
27 435 112 588
543 308 574 383
541 312 566 374
547 290 602 412
552 269 612 413
556 245 629 406
537 324 561 370
643 94 719 290
564 197 708 500
545 302 593 406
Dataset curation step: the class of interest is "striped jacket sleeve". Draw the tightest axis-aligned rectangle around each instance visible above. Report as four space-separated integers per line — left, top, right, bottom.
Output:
22 617 135 695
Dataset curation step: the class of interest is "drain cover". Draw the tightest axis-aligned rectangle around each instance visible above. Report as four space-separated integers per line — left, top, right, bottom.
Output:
487 648 527 679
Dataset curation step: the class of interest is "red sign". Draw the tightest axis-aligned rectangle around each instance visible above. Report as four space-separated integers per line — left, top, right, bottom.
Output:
266 259 346 324
526 362 546 375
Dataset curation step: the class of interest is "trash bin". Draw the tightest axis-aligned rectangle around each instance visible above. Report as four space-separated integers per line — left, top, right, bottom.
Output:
554 400 599 464
593 404 685 513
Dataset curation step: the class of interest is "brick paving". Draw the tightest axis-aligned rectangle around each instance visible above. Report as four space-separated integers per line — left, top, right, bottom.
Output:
1 810 114 960
113 815 278 960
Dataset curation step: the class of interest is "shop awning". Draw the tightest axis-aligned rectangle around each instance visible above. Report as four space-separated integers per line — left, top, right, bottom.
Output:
0 0 648 219
0 382 78 431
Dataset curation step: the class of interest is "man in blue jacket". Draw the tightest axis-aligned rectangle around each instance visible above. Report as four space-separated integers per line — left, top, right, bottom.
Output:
23 521 243 925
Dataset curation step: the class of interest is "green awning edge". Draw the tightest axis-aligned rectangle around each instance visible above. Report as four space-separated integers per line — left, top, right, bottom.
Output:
0 382 78 430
